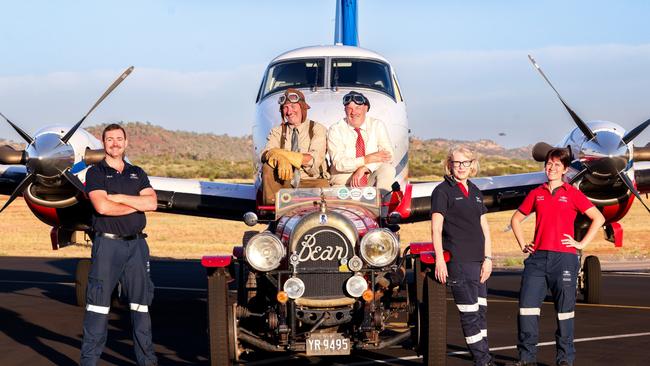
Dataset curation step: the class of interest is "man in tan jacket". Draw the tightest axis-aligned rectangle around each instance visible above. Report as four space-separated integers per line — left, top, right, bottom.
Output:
261 88 329 205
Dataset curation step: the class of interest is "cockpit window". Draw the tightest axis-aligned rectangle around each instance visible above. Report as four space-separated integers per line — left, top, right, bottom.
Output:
331 58 394 98
262 59 325 98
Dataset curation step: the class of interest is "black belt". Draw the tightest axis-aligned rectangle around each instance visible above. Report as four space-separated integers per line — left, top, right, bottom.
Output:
95 232 147 241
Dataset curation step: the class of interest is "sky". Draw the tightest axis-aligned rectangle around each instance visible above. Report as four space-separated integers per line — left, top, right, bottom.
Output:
1 0 649 148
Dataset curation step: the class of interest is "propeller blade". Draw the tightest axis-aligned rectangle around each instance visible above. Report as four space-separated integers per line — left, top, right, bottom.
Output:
0 112 34 144
532 142 554 162
62 169 86 193
569 167 589 184
528 55 596 141
618 171 650 214
622 118 650 144
61 66 134 143
0 173 35 213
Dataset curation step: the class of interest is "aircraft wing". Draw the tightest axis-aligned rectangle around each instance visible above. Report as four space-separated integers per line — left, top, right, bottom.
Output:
150 176 257 221
402 171 548 223
0 167 257 221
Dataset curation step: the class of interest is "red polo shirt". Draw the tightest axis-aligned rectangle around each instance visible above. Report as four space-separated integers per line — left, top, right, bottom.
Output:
518 182 594 254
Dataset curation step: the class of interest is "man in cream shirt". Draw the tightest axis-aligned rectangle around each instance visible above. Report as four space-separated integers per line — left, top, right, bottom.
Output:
327 91 395 194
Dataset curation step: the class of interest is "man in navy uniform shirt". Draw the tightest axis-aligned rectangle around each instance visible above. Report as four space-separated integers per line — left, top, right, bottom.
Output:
80 124 158 366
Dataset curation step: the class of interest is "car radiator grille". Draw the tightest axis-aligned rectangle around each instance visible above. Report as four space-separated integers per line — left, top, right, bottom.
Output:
294 226 354 298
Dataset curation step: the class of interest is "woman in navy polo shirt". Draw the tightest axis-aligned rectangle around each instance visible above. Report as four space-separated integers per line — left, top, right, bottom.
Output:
510 148 605 366
431 146 494 366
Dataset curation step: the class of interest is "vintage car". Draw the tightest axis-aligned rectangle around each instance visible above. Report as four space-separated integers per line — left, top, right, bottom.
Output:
201 187 449 366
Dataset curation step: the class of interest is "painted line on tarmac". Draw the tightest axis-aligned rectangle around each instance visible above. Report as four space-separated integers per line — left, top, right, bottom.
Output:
606 272 650 277
346 332 650 365
0 280 206 292
3 280 648 309
483 298 650 311
448 331 650 356
0 279 74 287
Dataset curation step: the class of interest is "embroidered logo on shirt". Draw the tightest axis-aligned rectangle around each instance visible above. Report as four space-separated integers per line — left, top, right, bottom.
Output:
475 196 482 203
106 175 113 179
536 195 545 201
558 196 568 203
455 196 464 200
129 173 139 179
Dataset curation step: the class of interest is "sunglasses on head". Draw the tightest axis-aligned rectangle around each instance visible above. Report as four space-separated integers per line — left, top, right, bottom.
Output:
278 92 302 105
342 94 368 106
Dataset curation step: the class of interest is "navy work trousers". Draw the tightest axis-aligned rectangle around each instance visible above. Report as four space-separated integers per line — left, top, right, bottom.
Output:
80 236 157 366
517 250 579 365
447 261 490 365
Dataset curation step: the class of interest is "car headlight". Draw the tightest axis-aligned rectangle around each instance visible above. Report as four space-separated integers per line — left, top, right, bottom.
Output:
345 274 368 297
283 277 305 299
245 232 285 272
359 228 399 267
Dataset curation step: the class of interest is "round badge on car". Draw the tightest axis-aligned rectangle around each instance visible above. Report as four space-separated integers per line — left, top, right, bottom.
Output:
337 187 350 200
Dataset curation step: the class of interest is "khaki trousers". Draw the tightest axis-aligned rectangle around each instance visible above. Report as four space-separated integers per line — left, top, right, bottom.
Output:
262 164 330 205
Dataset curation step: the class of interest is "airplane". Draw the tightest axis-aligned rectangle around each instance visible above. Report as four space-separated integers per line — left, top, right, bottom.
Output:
0 0 649 364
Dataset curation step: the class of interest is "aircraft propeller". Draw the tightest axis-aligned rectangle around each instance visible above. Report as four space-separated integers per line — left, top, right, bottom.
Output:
0 66 134 213
528 55 650 214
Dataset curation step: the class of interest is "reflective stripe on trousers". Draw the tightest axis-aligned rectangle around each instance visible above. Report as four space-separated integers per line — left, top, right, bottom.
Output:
448 261 491 366
80 237 158 366
517 250 579 365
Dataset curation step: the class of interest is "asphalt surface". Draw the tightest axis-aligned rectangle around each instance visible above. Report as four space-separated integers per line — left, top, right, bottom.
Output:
1 257 649 365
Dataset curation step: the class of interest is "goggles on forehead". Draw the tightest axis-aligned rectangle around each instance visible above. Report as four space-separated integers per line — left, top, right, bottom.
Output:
278 92 302 105
342 93 368 106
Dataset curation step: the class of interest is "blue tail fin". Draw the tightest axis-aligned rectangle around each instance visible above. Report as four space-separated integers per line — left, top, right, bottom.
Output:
334 0 359 46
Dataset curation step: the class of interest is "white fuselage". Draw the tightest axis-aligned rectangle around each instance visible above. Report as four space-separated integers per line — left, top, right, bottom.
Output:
252 45 409 190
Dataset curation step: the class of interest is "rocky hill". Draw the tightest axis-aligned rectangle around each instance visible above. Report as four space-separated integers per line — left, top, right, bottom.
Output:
85 122 253 162
1 122 539 179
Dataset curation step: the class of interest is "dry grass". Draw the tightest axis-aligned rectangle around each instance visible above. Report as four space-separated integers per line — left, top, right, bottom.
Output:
1 197 648 263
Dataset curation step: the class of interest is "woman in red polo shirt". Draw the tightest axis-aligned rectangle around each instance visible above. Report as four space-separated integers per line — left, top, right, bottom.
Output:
510 148 605 366
432 145 494 366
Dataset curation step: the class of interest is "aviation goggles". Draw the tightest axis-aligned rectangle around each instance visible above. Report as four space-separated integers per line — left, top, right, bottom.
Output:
342 93 369 106
278 92 303 105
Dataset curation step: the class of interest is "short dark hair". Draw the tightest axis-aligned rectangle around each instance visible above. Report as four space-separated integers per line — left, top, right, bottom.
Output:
545 147 571 168
102 123 126 141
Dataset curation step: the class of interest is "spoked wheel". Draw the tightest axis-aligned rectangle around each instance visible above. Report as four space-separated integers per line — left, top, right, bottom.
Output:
75 258 91 307
582 255 601 304
207 267 236 366
421 270 447 366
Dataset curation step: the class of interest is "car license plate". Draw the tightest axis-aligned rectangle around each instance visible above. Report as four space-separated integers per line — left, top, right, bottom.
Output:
306 333 351 356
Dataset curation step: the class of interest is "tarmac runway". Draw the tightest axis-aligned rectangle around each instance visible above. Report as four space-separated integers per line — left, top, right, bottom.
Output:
1 257 649 365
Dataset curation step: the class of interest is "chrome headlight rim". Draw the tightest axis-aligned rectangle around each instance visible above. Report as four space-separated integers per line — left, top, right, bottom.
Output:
244 232 285 272
359 228 400 268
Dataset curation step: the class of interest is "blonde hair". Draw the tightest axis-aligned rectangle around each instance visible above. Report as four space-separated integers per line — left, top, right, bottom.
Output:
443 145 480 177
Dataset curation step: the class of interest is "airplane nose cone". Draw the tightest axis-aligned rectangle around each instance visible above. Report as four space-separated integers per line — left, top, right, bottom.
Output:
579 130 629 176
25 133 75 177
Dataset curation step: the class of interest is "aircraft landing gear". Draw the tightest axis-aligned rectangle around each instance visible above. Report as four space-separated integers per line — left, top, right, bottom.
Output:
574 220 602 304
578 254 601 304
